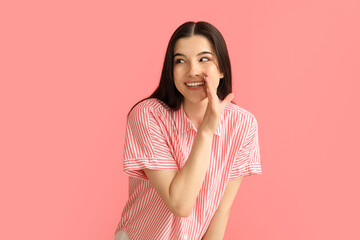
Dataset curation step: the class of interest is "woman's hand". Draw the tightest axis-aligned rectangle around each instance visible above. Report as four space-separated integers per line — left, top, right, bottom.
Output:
199 72 235 135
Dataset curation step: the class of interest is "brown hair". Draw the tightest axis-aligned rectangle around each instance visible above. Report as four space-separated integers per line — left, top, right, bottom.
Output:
127 21 234 116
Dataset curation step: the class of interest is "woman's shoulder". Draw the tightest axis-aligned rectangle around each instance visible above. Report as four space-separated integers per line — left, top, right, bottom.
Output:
225 102 257 120
128 98 171 120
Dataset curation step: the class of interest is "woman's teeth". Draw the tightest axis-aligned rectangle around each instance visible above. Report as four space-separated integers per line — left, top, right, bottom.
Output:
185 81 205 87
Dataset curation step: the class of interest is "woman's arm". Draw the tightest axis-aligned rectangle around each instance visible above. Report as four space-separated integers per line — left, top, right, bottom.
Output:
144 129 213 217
202 176 244 240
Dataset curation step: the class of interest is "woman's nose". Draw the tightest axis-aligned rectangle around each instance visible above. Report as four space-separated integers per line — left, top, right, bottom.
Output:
188 62 203 77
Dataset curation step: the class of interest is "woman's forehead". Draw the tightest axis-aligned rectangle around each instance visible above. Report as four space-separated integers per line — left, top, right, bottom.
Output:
174 35 214 55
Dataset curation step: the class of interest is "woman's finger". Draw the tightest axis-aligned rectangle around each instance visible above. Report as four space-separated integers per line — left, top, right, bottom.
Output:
203 72 217 101
203 72 211 98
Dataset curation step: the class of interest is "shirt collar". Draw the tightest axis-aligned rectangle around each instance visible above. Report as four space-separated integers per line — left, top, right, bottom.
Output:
174 101 223 137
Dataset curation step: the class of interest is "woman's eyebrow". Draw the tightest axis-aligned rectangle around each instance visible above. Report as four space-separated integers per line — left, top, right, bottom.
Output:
173 51 213 57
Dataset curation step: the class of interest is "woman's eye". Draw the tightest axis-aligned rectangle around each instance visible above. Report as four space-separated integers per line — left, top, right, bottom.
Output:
200 57 210 62
175 59 184 64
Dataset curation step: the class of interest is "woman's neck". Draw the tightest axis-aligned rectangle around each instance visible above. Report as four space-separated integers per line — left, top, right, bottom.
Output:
183 98 208 129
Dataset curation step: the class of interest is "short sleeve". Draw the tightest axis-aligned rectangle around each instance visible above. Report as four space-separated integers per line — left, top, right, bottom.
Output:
229 116 262 179
122 104 179 179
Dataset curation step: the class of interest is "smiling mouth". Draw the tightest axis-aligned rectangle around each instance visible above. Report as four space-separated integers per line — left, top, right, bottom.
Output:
185 81 205 87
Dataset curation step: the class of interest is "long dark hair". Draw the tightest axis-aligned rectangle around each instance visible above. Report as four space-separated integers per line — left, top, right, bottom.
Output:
127 21 234 117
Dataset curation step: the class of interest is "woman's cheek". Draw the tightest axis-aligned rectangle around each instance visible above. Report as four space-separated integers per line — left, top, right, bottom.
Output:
173 65 186 75
204 63 219 76
173 67 181 78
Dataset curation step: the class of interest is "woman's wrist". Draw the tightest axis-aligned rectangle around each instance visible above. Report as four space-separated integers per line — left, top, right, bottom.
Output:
197 127 214 137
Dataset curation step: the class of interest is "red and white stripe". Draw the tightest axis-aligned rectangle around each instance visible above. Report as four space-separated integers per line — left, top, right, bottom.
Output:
115 98 261 239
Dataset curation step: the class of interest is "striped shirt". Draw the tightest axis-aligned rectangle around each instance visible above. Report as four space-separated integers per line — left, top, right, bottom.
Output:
115 98 262 240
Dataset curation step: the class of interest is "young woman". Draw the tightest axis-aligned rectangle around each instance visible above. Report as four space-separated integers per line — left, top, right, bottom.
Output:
115 21 262 240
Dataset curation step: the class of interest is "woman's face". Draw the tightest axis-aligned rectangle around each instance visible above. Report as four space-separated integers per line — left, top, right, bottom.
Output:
173 35 224 104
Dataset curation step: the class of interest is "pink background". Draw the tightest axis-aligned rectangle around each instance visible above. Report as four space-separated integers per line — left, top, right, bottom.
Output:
1 0 359 239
